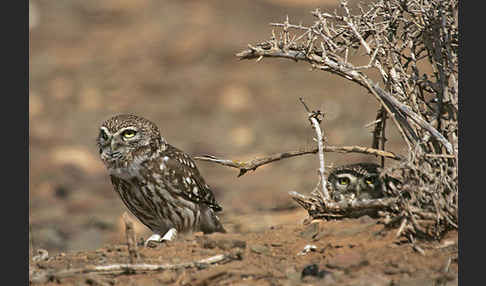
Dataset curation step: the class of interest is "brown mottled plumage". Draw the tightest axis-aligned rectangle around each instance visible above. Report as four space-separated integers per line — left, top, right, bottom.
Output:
97 114 225 246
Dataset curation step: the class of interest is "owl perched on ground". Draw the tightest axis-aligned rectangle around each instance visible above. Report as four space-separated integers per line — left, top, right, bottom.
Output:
327 162 389 202
97 114 225 247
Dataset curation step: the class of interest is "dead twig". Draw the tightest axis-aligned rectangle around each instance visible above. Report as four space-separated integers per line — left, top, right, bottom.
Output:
123 212 139 264
289 191 399 216
371 107 388 167
194 150 314 177
299 97 329 200
323 145 402 159
29 252 243 284
194 145 402 177
395 217 408 238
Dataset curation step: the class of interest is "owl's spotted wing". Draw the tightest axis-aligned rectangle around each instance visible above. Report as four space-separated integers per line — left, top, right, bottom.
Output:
152 144 223 212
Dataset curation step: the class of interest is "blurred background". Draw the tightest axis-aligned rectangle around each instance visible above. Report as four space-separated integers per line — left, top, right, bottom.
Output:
29 0 406 254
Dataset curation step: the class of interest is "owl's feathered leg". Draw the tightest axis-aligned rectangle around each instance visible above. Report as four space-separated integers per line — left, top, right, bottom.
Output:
144 228 178 247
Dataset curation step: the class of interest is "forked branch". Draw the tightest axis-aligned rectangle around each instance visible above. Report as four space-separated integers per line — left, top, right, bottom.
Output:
299 96 329 200
194 145 401 177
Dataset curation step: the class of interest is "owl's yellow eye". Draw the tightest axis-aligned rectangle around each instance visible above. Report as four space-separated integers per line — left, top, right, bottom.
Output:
122 129 137 139
338 177 350 185
365 177 376 185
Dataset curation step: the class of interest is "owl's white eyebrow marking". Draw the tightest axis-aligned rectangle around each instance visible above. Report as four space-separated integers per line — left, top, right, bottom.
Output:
100 126 111 135
120 127 137 131
335 174 354 179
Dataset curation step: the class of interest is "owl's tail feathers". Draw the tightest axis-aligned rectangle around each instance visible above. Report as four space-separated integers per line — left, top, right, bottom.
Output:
200 204 227 234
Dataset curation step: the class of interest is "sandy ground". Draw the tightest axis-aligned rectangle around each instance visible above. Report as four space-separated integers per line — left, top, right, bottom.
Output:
30 218 458 285
29 0 458 285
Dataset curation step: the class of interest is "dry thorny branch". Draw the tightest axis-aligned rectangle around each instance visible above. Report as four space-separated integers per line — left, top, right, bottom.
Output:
30 252 243 284
202 0 458 242
194 144 401 177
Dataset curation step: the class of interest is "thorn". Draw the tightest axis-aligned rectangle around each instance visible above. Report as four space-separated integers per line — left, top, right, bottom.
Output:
299 97 311 113
237 168 249 177
201 154 217 159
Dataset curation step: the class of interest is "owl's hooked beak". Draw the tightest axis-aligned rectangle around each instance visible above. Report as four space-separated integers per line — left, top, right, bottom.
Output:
101 148 123 163
110 137 123 152
99 138 125 164
354 184 363 197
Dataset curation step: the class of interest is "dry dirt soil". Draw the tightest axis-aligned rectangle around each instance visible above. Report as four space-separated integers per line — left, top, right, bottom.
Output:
29 0 458 285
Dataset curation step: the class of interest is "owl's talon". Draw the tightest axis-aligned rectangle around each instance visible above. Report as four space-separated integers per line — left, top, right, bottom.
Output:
145 240 159 248
162 228 178 241
144 233 162 248
144 228 178 248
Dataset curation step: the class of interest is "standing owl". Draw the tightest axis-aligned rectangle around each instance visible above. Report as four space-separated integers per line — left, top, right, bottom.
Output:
97 114 225 247
327 162 387 202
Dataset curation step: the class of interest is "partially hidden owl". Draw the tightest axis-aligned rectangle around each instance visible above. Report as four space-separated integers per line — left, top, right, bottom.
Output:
327 162 390 202
97 114 225 247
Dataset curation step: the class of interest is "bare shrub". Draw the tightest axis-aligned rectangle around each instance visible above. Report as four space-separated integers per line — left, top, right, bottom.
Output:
236 0 458 241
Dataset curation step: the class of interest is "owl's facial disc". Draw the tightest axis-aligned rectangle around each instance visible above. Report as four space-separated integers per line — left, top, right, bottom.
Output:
98 126 139 163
